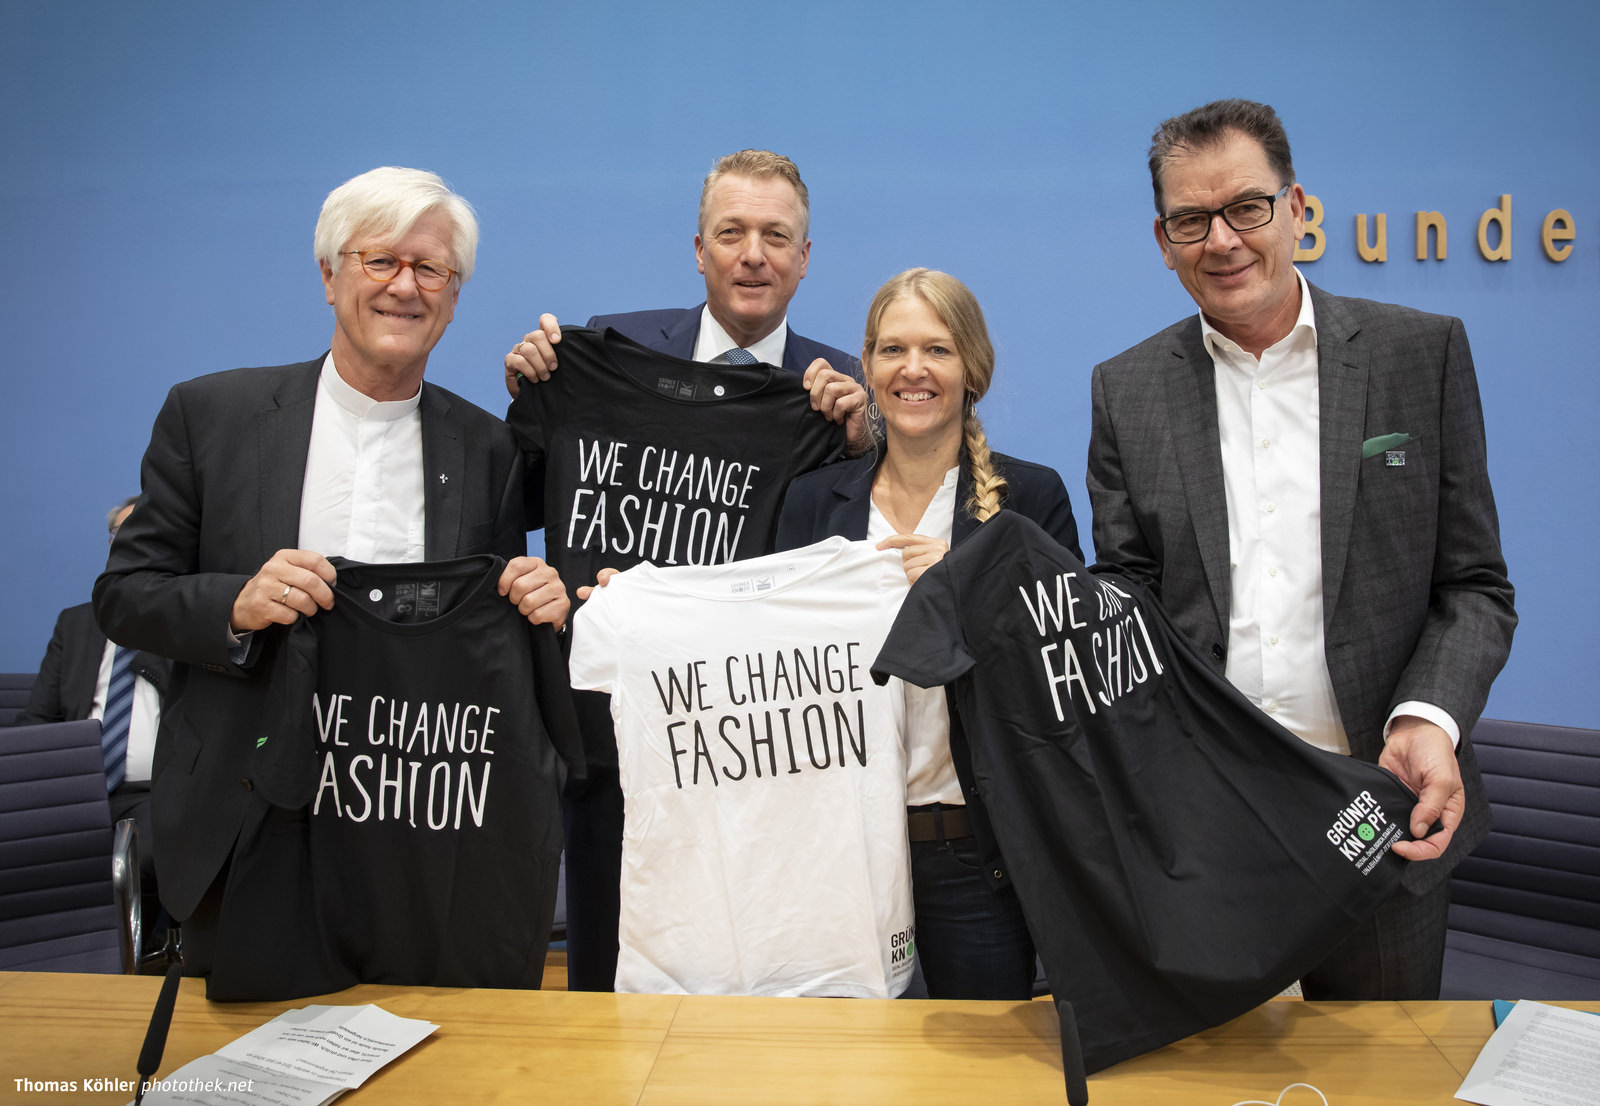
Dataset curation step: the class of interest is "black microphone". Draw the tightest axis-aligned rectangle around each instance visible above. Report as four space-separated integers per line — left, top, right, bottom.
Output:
135 936 185 1105
1055 998 1090 1105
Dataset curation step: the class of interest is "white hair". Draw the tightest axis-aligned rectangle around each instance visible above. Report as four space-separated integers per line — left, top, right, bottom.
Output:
313 166 479 282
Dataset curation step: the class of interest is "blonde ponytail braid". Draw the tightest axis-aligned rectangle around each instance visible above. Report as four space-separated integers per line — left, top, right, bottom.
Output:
962 399 1008 522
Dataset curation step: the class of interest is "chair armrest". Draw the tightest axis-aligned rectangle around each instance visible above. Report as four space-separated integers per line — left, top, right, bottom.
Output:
112 817 142 974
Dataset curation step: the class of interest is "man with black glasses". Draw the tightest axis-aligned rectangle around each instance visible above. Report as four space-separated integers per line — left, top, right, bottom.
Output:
1087 99 1515 1000
94 167 572 996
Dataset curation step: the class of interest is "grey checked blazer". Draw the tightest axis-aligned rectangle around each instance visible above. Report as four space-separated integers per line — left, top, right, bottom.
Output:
1087 282 1515 893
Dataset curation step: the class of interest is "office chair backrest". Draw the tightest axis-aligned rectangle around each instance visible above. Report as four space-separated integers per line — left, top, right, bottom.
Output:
0 718 124 972
1443 717 1600 999
0 672 36 727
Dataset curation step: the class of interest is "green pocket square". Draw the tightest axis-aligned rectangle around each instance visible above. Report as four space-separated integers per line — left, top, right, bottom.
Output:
1361 432 1411 460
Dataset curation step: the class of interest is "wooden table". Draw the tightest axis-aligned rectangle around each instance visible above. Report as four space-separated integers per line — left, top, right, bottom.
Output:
0 972 1593 1104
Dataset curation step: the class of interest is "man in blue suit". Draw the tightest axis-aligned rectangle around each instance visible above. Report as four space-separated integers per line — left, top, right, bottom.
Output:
504 149 864 428
503 149 866 991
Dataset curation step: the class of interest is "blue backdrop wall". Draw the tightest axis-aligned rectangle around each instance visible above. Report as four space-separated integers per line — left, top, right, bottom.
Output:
2 1 1595 727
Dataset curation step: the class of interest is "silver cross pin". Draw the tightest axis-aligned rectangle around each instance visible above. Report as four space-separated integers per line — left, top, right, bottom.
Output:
439 473 449 484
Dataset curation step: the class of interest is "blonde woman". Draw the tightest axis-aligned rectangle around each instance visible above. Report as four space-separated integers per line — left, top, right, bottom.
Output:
776 269 1082 999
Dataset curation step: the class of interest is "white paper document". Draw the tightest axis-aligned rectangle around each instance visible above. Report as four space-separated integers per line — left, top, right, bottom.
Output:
1456 1000 1600 1106
134 1004 437 1106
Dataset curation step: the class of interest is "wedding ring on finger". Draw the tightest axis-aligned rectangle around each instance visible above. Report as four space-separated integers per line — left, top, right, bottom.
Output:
279 583 292 604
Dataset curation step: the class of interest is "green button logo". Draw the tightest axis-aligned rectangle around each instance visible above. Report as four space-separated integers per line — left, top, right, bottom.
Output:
1357 823 1375 842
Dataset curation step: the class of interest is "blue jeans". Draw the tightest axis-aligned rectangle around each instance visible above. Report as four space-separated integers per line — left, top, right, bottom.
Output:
908 834 1037 1000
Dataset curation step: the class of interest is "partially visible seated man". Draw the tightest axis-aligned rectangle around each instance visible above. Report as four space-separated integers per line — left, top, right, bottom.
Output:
17 497 171 943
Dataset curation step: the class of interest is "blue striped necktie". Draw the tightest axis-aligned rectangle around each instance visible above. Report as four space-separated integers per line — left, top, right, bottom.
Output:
101 645 134 792
725 347 758 365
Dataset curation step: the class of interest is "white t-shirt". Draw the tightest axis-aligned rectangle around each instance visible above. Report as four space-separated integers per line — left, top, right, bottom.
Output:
569 537 915 998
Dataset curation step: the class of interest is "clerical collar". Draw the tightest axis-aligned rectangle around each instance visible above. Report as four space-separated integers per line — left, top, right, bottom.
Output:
320 353 423 420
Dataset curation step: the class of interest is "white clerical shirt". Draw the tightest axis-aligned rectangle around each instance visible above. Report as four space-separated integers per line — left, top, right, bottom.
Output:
298 354 426 563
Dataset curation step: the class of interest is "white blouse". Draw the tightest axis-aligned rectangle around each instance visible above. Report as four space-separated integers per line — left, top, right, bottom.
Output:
868 466 964 806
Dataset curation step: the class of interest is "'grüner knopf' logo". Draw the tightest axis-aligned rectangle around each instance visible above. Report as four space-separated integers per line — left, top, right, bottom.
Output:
1326 790 1403 875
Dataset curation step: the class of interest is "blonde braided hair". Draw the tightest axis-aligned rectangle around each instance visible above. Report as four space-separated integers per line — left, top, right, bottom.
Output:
961 396 1007 522
862 269 1007 521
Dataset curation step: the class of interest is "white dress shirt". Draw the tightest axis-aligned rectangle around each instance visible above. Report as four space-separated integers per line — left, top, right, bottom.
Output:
298 354 426 563
90 641 160 783
692 305 788 368
1208 270 1347 753
869 467 964 805
1207 269 1458 754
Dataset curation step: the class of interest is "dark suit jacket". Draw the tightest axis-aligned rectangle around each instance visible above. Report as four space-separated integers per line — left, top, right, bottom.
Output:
1087 283 1516 892
15 602 170 728
588 305 862 381
775 450 1083 891
93 357 528 920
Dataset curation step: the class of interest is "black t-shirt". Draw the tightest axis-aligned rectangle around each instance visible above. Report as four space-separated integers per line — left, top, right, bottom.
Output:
235 556 575 994
872 512 1418 1073
507 326 846 766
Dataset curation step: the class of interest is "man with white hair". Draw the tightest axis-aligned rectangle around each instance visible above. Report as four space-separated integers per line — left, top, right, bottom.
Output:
95 167 571 997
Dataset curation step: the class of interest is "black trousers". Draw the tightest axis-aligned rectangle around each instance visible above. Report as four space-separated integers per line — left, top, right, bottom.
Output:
560 765 625 992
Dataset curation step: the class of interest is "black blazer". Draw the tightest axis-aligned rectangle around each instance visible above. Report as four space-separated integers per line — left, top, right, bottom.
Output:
15 602 170 727
93 357 528 920
775 449 1083 892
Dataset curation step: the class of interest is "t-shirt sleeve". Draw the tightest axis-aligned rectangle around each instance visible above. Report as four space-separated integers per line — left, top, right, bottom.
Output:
871 557 974 689
504 384 550 462
529 619 586 782
504 378 553 532
567 585 621 694
251 617 323 810
788 392 848 475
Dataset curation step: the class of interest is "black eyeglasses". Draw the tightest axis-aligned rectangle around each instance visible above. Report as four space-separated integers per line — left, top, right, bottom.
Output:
1160 184 1292 244
344 250 457 291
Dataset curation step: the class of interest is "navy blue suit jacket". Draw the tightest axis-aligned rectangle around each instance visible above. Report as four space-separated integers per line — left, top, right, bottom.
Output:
587 305 861 381
15 602 170 728
775 450 1083 892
